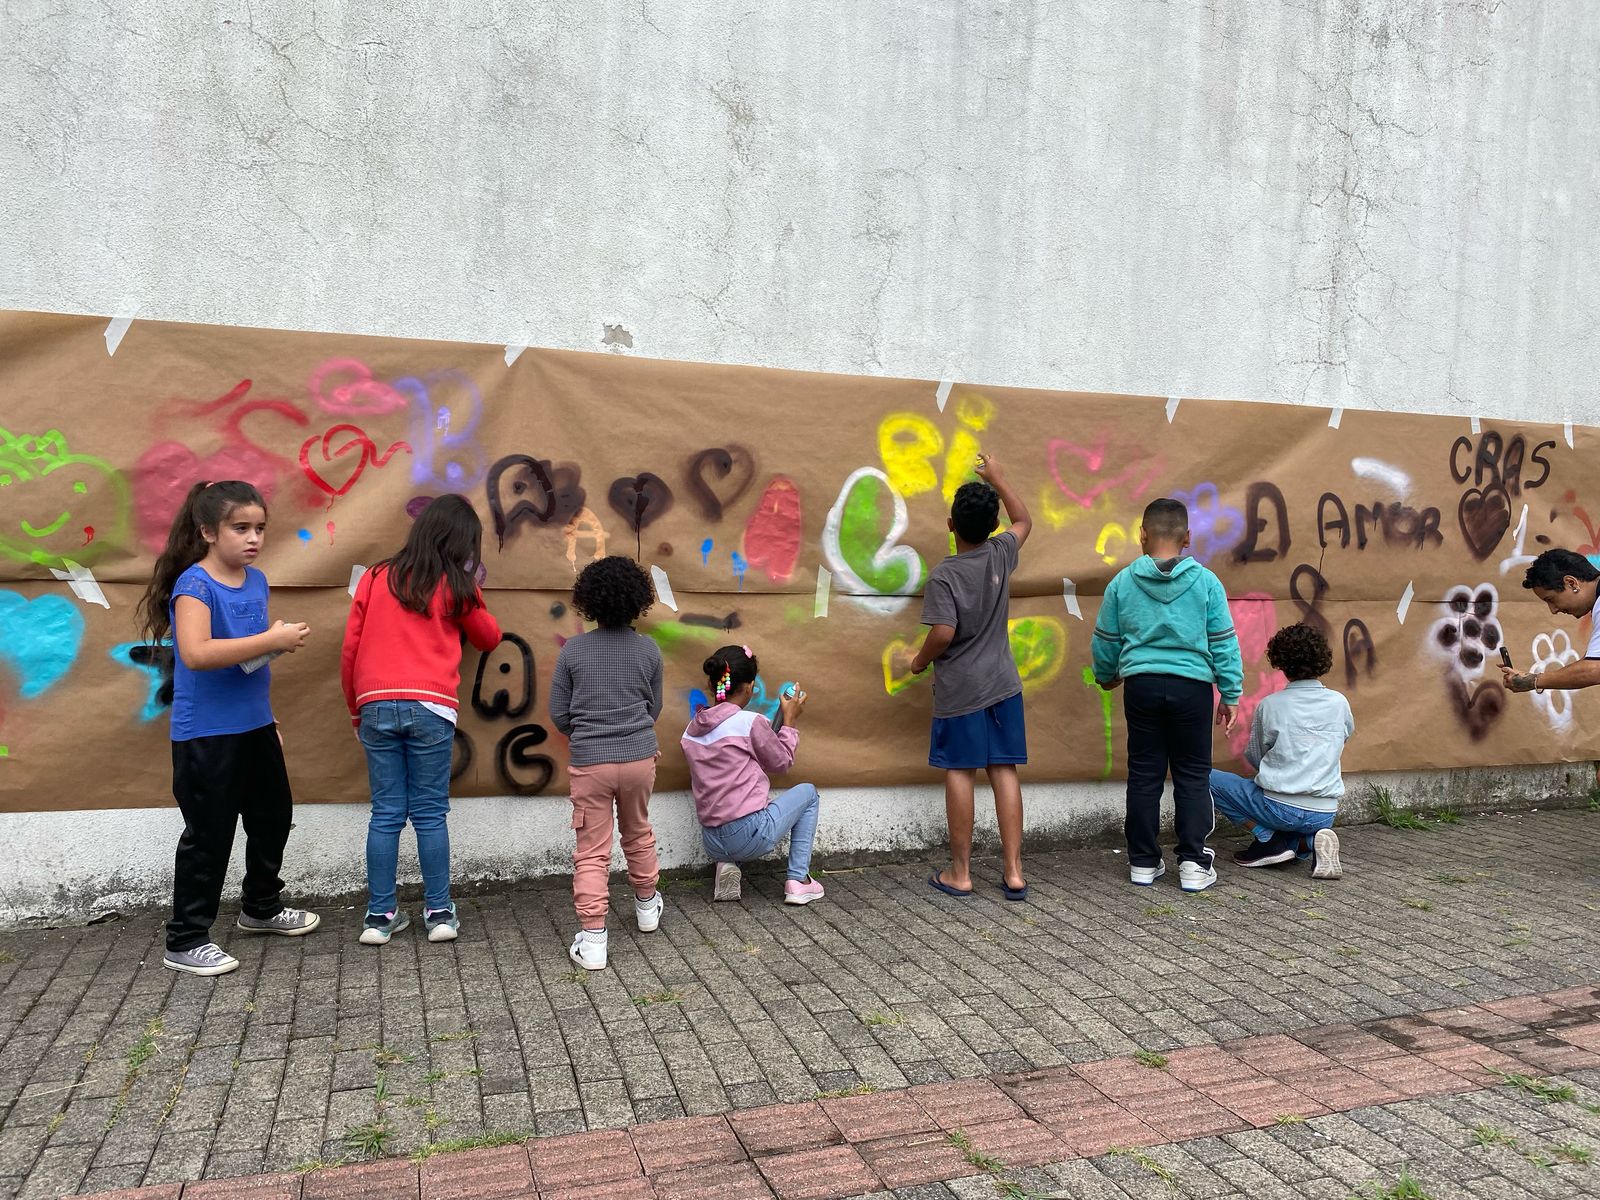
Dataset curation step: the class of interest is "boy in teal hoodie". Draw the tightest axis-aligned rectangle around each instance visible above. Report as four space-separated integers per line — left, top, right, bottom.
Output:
1092 498 1243 893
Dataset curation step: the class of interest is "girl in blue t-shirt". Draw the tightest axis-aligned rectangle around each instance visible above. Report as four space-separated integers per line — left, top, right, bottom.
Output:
136 480 320 976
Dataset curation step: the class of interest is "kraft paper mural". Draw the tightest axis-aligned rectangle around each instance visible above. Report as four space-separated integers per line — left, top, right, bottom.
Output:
1 310 1595 812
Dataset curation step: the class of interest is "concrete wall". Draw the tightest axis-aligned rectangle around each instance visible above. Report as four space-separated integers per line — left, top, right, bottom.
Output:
3 1 1596 922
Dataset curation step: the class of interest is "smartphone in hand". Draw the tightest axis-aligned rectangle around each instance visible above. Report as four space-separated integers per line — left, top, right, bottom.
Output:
1499 646 1513 669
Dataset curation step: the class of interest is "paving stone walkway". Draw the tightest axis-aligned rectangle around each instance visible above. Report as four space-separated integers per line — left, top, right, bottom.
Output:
1 807 1596 1198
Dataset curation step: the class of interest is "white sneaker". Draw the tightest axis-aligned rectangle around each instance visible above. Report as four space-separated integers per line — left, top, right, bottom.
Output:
1179 860 1218 893
569 929 607 971
1311 829 1343 880
1129 861 1166 886
635 892 663 933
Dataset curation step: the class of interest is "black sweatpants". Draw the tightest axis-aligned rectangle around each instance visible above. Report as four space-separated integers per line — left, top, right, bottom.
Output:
167 723 292 952
1123 674 1215 868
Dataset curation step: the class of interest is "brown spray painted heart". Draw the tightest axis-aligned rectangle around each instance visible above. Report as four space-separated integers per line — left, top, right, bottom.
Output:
1457 486 1511 560
607 473 674 532
1445 675 1505 742
685 446 756 521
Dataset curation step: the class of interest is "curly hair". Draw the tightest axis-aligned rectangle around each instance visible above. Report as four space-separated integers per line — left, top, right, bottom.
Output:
1266 623 1333 682
572 555 655 628
950 481 1001 545
1522 548 1600 591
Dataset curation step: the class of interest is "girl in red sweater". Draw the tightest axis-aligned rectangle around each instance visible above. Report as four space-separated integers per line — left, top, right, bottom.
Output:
341 495 502 945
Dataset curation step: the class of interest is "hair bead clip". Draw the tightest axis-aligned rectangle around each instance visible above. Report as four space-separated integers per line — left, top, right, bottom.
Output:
715 665 732 702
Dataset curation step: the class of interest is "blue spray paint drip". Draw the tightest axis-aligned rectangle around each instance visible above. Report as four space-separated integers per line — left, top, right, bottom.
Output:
688 687 710 717
110 640 172 720
0 592 85 697
297 528 312 543
731 551 748 590
700 538 714 565
436 406 451 431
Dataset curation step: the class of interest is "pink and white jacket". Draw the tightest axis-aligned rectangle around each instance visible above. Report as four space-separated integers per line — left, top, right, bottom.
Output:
681 702 799 828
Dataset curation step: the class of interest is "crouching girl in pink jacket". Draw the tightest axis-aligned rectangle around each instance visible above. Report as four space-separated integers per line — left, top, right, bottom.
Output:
681 645 823 905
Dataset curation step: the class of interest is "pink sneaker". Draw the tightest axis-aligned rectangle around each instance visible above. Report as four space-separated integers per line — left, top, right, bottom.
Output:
783 877 825 906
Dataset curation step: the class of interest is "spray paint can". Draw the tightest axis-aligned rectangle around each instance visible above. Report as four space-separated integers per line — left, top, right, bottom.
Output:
771 682 799 732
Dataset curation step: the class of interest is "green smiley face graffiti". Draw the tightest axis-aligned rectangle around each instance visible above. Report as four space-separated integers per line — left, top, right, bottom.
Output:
0 428 130 568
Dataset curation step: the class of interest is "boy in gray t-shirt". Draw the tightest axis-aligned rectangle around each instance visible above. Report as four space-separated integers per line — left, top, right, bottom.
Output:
908 454 1033 901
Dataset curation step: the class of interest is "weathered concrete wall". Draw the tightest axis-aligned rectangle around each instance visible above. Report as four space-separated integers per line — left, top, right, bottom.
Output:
2 1 1596 921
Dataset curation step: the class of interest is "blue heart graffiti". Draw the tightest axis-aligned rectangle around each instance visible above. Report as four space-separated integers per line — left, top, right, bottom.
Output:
0 592 86 698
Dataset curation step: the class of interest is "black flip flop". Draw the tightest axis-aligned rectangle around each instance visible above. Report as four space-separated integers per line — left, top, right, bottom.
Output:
927 873 973 898
999 881 1029 902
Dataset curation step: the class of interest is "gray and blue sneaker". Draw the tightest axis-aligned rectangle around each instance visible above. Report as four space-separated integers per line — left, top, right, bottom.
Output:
424 904 459 943
163 942 240 976
236 907 321 936
359 911 410 946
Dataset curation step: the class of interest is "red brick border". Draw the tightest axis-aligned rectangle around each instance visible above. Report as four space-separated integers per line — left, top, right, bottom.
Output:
76 983 1600 1200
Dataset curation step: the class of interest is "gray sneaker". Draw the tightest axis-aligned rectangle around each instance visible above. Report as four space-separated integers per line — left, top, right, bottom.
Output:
164 942 240 976
360 911 410 946
236 907 321 936
713 862 743 902
424 904 459 943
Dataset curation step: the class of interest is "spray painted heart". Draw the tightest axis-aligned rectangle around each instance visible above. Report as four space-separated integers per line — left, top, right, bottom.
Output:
881 635 926 696
299 425 412 502
1458 485 1511 560
607 473 674 532
1445 674 1505 741
686 446 756 521
0 592 85 698
1008 616 1068 691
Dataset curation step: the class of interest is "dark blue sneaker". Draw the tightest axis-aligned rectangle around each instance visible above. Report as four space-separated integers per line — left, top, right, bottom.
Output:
1233 831 1298 868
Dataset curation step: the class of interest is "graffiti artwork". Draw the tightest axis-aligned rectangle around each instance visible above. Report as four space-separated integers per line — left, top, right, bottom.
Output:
0 309 1593 812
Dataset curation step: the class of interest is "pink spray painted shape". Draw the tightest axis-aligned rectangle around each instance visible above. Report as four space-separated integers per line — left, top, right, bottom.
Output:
1225 592 1286 757
1047 435 1163 508
742 478 803 584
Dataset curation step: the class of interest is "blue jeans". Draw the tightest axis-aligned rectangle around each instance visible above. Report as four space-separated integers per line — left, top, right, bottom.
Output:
701 784 820 882
360 700 455 915
1209 769 1335 841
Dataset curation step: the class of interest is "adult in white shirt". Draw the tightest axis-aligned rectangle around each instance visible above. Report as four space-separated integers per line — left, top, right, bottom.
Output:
1503 550 1600 696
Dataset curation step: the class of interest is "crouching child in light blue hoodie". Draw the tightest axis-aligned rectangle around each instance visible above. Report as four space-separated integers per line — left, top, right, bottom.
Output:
1092 498 1243 894
1209 623 1353 881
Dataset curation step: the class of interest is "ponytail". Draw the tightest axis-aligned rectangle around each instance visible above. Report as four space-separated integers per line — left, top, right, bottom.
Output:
137 480 266 644
702 644 758 703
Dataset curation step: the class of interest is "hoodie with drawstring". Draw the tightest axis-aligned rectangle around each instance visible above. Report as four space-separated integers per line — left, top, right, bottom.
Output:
1091 555 1243 701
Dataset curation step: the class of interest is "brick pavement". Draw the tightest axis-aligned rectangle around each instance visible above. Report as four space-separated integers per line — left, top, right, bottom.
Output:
56 987 1600 1198
1 808 1596 1198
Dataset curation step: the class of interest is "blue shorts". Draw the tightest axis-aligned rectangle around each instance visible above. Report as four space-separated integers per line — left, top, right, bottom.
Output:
929 692 1027 770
